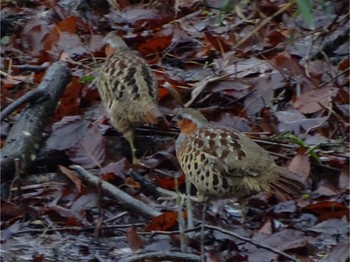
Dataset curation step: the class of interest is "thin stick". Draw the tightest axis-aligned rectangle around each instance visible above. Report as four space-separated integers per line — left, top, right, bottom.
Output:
119 251 201 262
204 224 299 262
70 165 161 219
0 89 49 121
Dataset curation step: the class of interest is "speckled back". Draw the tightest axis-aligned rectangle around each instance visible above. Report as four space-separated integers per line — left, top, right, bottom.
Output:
97 50 161 133
176 126 280 199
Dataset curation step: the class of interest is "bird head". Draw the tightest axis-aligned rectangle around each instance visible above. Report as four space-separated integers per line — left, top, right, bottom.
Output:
174 108 208 135
103 32 129 57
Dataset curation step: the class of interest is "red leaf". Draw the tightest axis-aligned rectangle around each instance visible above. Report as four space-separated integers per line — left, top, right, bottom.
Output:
145 211 187 231
54 77 83 120
1 200 25 220
56 16 78 34
303 201 349 221
204 32 231 52
138 34 173 55
267 30 286 47
155 175 185 190
271 52 304 76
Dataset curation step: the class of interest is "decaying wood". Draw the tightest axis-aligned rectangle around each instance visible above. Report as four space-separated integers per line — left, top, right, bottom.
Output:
0 89 49 121
1 62 71 180
70 165 162 219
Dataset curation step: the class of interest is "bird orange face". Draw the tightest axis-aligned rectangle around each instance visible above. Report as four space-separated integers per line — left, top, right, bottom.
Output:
105 44 116 58
177 118 198 135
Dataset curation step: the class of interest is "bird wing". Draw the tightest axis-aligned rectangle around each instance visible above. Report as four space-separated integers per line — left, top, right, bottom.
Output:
189 127 247 178
191 127 273 178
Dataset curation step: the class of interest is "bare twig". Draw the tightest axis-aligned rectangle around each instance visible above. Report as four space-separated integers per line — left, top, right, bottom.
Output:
234 2 294 49
13 64 49 72
204 224 299 262
13 223 145 235
139 224 299 261
0 89 49 121
119 251 201 262
70 165 161 219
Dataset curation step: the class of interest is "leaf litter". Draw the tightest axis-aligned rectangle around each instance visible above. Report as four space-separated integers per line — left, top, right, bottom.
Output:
1 0 349 261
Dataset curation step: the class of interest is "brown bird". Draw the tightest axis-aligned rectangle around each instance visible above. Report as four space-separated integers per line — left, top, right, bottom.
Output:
97 34 163 163
175 108 304 202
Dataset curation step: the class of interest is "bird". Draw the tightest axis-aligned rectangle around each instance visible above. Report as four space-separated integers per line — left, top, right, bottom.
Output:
96 33 163 163
175 108 304 202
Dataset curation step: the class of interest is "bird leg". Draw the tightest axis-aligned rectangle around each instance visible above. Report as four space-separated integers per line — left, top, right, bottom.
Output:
156 187 205 203
123 130 138 164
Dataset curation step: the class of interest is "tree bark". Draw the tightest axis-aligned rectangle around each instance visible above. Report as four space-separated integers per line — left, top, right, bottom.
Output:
1 62 71 180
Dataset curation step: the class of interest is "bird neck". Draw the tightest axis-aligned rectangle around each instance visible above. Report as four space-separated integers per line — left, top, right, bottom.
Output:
175 119 198 151
175 133 185 151
177 119 198 135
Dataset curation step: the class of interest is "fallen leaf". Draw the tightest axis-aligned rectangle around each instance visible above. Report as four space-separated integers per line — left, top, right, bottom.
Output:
67 124 105 169
0 200 25 220
337 165 349 191
59 165 83 193
54 77 84 120
288 149 310 183
309 218 349 235
155 175 185 190
45 116 89 151
275 109 328 134
294 88 339 114
145 211 187 231
323 241 350 262
99 159 128 180
138 34 173 55
70 193 98 212
126 225 144 252
204 32 231 52
303 201 349 221
243 229 306 262
124 177 141 189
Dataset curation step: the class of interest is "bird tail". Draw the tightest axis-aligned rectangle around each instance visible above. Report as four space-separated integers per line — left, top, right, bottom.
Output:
269 170 305 201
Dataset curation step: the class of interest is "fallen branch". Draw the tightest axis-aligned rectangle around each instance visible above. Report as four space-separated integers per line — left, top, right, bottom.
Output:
70 165 161 219
1 62 71 180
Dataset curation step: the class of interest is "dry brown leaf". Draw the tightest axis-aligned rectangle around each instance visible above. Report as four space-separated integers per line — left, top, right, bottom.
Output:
293 88 339 114
288 151 310 183
59 165 83 193
126 225 144 252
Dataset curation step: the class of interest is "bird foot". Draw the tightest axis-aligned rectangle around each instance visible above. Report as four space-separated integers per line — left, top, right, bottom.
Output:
156 188 204 203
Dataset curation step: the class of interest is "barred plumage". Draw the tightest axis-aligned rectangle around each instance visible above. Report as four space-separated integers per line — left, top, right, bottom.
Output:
97 34 163 163
175 108 304 202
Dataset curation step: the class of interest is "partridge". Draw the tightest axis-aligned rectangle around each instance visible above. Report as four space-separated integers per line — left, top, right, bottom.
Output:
96 34 163 163
175 108 304 202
